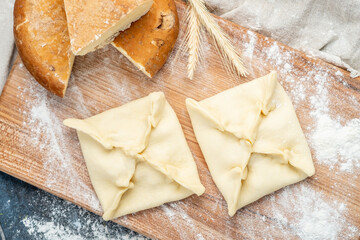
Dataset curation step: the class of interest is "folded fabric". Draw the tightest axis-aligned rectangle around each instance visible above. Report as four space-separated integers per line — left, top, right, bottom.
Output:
0 0 15 95
186 72 315 216
64 92 205 220
206 0 360 77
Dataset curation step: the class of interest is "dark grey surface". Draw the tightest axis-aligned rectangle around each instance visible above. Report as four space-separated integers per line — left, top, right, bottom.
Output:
0 171 146 240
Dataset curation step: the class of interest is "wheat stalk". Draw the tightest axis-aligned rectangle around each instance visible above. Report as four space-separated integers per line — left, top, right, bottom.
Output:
185 0 248 78
185 4 204 80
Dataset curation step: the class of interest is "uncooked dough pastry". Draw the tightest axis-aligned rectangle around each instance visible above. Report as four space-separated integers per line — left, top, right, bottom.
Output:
186 71 315 216
64 92 205 220
64 0 153 55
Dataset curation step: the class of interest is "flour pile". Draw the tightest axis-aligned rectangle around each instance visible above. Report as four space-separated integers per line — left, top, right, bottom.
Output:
268 184 358 240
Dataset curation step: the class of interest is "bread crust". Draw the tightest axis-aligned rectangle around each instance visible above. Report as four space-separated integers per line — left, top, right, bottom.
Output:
64 0 153 56
112 0 179 78
14 0 74 97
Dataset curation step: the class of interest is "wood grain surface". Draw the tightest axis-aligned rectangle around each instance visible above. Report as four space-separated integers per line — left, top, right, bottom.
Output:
1 1 360 239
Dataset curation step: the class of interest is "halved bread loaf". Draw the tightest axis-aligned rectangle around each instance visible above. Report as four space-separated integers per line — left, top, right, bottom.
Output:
64 0 154 56
14 0 74 97
13 0 178 97
112 0 179 78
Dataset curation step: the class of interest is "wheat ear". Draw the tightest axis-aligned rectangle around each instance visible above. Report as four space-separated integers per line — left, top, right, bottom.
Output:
185 4 204 80
187 0 248 78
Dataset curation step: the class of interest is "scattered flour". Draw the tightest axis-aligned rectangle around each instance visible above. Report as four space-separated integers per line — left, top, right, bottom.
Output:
161 205 190 240
260 39 360 174
22 218 146 240
268 184 358 240
307 72 360 173
161 202 206 240
18 81 101 212
311 116 360 173
23 219 84 240
243 30 257 59
20 196 146 240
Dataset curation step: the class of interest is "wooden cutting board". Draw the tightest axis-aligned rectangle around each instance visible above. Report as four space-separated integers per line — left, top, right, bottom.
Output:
1 1 359 239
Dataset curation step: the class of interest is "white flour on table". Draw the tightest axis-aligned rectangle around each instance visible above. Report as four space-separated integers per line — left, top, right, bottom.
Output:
20 192 146 240
268 184 358 240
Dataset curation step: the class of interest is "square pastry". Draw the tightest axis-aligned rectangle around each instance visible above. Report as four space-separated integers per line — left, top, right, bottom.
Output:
186 71 315 216
64 92 204 220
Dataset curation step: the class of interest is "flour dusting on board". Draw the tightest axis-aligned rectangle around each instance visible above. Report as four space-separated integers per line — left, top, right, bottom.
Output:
162 202 206 240
309 72 360 173
243 30 257 61
268 184 358 240
246 35 359 239
17 75 101 212
259 38 360 174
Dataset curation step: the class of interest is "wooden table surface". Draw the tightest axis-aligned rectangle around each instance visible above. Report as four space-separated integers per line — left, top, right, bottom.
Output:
1 1 359 239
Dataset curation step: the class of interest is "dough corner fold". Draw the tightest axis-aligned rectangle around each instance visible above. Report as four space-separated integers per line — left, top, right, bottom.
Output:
186 71 315 217
64 92 204 220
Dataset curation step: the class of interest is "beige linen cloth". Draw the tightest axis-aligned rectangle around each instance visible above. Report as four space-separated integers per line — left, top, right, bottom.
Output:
0 0 359 95
0 0 15 95
206 0 360 78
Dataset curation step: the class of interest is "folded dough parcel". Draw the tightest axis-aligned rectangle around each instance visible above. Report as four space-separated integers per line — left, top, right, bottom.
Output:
186 71 315 216
64 92 205 220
